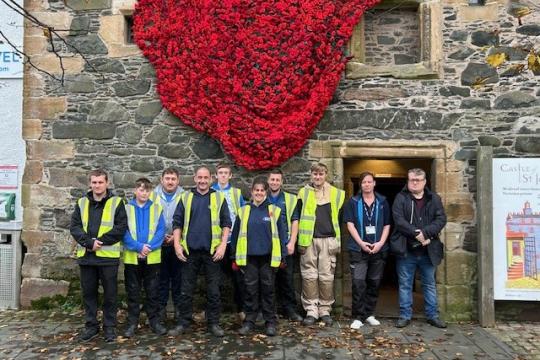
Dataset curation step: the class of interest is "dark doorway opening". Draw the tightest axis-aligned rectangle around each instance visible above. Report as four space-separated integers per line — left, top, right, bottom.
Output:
343 158 433 318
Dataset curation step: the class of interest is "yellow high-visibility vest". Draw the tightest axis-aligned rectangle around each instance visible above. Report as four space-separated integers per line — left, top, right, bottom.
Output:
180 191 225 254
230 187 243 216
235 204 282 267
77 196 123 258
297 185 345 247
282 191 298 233
123 202 163 265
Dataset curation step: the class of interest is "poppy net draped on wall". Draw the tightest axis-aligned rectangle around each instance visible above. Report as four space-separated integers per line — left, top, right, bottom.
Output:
134 0 380 170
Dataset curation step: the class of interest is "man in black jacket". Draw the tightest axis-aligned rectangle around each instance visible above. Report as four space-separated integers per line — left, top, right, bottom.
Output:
70 169 127 342
392 168 447 329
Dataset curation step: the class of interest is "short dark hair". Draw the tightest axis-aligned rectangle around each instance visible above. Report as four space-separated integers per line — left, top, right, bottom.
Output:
268 169 283 177
162 167 180 178
252 176 269 191
135 177 153 190
358 171 375 184
89 169 108 181
408 168 426 179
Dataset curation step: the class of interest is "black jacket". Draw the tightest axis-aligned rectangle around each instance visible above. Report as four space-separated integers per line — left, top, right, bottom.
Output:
70 190 127 266
391 186 447 266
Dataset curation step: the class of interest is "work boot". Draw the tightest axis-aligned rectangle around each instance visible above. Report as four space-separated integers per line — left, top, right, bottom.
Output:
396 318 411 328
302 315 317 326
321 315 333 327
427 317 447 328
265 323 277 336
285 309 303 322
123 324 137 338
79 327 99 342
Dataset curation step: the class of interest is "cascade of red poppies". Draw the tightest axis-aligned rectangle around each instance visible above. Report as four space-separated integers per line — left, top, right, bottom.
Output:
134 0 380 170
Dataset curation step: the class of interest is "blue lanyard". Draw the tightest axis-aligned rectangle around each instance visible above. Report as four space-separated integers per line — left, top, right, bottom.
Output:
357 197 379 239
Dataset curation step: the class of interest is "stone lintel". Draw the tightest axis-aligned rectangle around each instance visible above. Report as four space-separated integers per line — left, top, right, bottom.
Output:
346 62 439 80
457 3 500 22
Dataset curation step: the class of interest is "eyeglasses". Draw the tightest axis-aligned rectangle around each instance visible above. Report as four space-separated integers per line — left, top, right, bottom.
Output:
408 178 425 183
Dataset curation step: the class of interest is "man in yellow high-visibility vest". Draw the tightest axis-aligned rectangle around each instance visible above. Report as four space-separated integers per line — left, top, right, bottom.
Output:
296 163 345 327
70 169 127 343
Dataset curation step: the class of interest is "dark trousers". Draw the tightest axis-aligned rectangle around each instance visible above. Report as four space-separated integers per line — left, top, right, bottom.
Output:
177 250 222 326
80 265 118 330
158 246 182 309
222 244 247 312
244 255 277 326
124 262 161 326
275 254 297 313
349 251 386 320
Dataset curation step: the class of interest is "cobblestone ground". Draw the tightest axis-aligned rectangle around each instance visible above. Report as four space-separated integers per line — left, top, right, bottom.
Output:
0 310 532 359
486 322 540 360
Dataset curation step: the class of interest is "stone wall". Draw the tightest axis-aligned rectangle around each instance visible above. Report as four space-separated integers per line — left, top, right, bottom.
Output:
20 0 540 319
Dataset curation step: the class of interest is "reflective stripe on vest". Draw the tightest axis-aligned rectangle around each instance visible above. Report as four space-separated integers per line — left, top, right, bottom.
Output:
283 191 297 234
235 204 282 267
180 191 224 255
297 186 345 247
123 202 163 265
77 196 123 258
231 187 242 216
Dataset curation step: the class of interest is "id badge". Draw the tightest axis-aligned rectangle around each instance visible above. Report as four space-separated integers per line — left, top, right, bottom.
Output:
365 225 376 235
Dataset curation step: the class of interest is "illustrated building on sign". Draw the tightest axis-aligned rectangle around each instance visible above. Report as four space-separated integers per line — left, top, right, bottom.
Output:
505 202 540 286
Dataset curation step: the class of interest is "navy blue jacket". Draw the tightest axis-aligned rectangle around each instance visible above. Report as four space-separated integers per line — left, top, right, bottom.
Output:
230 199 287 259
343 192 391 253
172 188 231 251
267 190 300 243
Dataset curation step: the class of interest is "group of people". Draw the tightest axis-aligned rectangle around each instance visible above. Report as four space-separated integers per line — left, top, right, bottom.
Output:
70 162 447 343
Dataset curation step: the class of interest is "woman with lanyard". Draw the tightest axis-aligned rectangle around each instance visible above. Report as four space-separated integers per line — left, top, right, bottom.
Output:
343 172 391 329
230 176 288 336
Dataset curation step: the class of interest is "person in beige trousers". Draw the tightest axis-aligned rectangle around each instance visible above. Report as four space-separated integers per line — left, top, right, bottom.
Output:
296 163 345 326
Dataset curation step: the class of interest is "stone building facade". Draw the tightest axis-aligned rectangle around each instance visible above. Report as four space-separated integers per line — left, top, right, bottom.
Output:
20 0 540 320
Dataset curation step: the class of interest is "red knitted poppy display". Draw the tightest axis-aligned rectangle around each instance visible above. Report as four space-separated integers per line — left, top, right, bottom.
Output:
134 0 379 169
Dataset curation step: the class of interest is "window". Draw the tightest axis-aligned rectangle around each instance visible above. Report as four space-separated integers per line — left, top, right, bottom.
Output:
346 0 443 79
124 15 134 44
468 0 486 5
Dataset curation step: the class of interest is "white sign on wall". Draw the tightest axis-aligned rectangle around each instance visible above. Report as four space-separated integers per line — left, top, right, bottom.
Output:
493 158 540 301
0 45 23 79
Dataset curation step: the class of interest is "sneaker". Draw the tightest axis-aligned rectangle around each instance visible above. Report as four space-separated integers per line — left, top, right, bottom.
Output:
427 317 447 328
208 324 225 337
320 315 333 327
302 315 317 326
168 324 191 336
395 318 411 328
103 327 116 343
238 322 253 336
150 322 167 336
123 324 137 338
79 327 99 342
365 316 381 326
350 319 364 329
265 323 277 336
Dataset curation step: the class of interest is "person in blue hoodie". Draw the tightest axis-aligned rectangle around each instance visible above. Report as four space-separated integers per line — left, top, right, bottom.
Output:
343 172 391 330
231 176 287 337
123 178 167 338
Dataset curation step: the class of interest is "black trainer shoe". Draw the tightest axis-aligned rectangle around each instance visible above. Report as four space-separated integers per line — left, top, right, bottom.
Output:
79 327 99 342
265 324 277 336
208 324 225 337
168 324 190 336
123 324 137 338
396 318 411 328
427 317 447 328
302 315 317 326
103 327 116 343
238 322 253 336
150 322 167 336
320 315 333 327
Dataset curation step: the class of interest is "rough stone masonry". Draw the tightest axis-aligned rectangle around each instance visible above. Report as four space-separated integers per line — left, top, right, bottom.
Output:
20 0 540 321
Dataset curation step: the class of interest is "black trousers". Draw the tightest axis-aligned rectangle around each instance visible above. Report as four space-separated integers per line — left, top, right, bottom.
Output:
350 251 387 320
177 250 222 326
158 246 182 309
222 244 247 312
124 262 161 326
275 254 298 313
244 255 277 326
80 265 118 330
